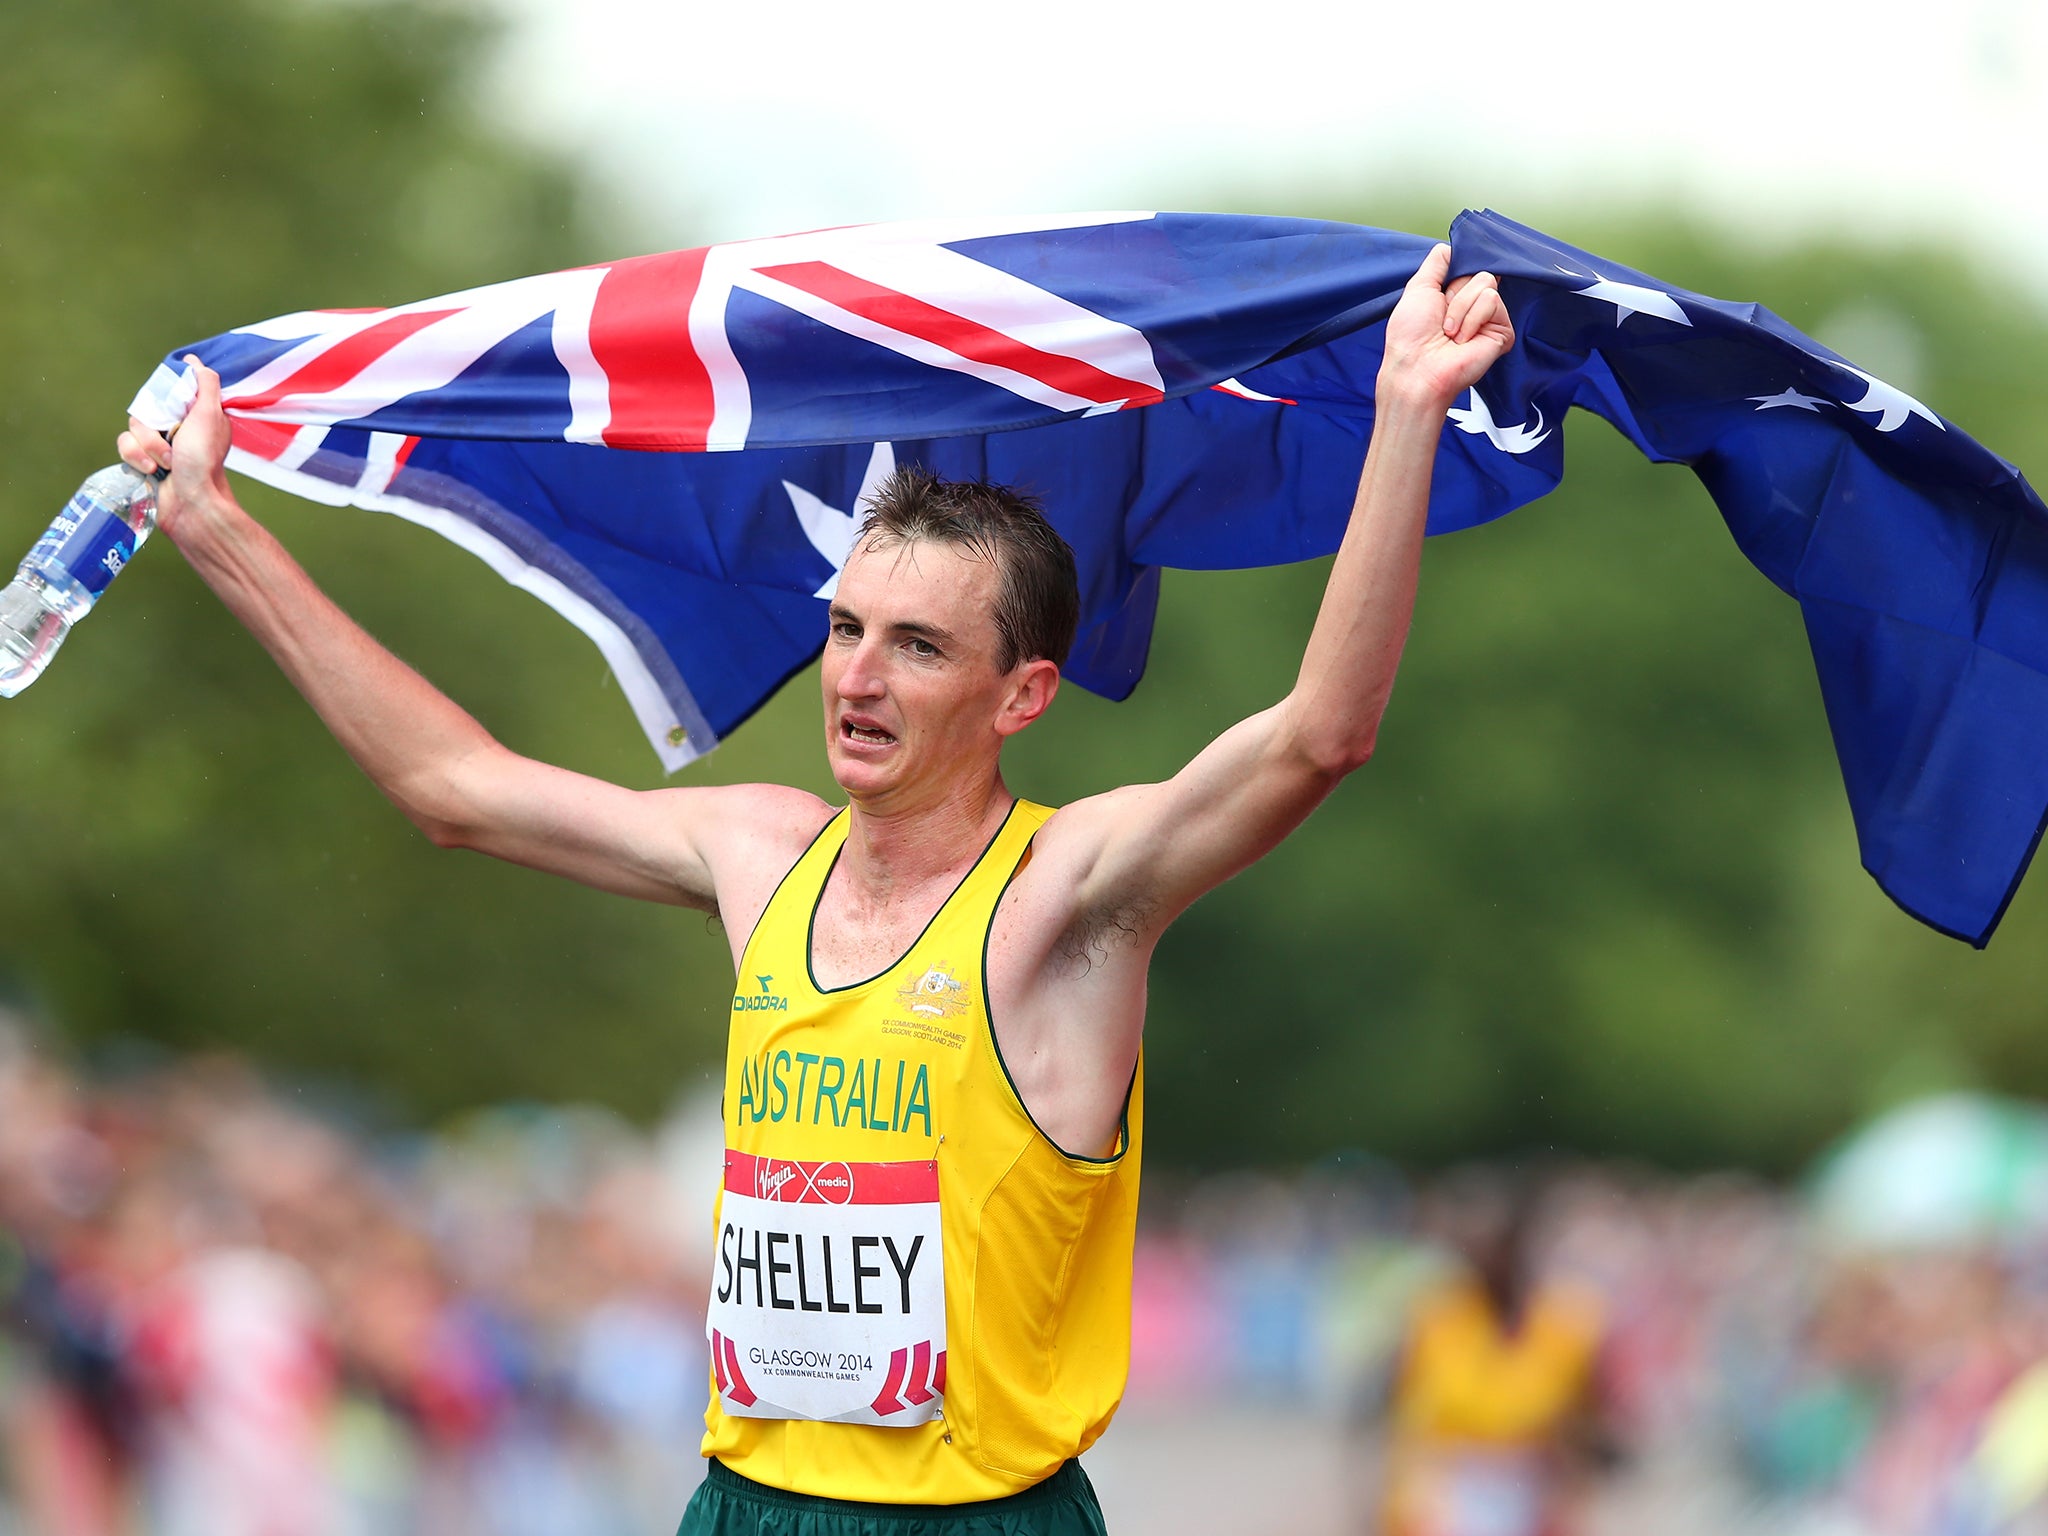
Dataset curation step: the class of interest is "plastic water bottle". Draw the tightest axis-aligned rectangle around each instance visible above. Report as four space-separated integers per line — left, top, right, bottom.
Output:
0 462 163 698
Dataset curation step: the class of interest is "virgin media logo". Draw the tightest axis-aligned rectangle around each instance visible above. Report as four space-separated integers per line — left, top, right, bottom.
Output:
751 1159 856 1204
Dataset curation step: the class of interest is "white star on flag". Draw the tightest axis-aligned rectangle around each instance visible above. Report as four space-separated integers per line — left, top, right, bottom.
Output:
1750 386 1831 413
1558 265 1691 327
1836 368 1945 434
784 441 896 599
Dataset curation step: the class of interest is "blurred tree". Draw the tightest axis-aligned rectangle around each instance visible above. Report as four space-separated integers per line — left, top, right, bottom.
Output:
3 10 2044 1171
0 0 732 1116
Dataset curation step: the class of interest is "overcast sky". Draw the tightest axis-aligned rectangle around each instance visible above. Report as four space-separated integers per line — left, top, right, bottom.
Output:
482 0 2046 301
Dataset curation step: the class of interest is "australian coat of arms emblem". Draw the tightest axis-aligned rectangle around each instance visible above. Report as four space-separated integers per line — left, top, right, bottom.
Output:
898 964 970 1019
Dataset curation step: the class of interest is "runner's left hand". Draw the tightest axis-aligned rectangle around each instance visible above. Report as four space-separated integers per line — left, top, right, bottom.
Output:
1378 244 1515 411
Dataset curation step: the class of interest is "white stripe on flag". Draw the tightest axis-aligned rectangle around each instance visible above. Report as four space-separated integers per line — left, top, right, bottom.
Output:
227 271 614 438
690 211 1157 452
273 425 330 471
739 269 1106 418
125 362 199 434
550 266 612 445
691 245 756 453
356 433 408 495
808 239 1163 397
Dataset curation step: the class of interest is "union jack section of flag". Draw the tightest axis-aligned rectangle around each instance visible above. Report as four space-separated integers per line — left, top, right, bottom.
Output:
127 208 2048 946
136 209 1379 460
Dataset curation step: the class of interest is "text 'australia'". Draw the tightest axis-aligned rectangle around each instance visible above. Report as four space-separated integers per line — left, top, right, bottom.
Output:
734 1051 933 1137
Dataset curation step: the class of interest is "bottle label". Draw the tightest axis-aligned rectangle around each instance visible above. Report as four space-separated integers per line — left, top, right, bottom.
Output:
29 496 137 599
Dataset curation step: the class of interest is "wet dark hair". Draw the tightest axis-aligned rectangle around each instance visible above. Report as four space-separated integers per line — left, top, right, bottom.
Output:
856 466 1080 671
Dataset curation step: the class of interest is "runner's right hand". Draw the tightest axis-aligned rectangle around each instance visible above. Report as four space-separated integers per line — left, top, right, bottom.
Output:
117 355 238 542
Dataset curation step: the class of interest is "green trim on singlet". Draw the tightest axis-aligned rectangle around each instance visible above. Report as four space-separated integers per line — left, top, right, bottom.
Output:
979 821 1134 1168
804 800 1023 996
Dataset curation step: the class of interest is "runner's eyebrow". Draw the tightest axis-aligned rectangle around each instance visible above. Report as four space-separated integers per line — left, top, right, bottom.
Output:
824 604 955 648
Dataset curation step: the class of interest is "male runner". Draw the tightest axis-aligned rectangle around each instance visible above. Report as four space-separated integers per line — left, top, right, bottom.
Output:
119 244 1512 1533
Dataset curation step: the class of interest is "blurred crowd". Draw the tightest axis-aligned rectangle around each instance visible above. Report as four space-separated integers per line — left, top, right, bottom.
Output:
4 1014 2048 1536
1128 1162 2048 1535
0 1020 718 1536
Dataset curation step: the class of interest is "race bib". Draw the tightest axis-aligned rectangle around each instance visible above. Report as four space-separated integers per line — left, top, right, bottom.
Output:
707 1151 946 1425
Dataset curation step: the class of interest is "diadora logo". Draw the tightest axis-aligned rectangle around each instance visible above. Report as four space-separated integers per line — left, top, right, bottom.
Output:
732 973 789 1012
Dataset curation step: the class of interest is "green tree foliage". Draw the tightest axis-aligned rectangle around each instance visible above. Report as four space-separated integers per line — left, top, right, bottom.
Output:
3 5 2045 1168
0 0 708 1115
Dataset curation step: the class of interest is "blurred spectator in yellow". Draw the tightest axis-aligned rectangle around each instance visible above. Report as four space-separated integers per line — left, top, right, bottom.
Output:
1379 1171 1607 1536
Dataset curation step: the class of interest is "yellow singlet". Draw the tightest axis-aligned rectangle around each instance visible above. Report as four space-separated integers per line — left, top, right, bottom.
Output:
703 800 1144 1504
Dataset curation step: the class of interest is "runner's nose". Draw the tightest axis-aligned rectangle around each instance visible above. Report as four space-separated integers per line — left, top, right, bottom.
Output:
836 638 886 701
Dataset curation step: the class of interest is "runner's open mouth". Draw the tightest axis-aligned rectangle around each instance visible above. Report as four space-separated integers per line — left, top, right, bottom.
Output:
843 721 895 745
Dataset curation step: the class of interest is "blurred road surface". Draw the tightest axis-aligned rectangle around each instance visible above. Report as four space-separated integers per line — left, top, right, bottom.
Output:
1086 1404 1767 1536
1085 1404 1368 1536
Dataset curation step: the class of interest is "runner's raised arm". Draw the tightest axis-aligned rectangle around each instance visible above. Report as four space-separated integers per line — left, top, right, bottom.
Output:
116 363 824 916
1032 244 1514 935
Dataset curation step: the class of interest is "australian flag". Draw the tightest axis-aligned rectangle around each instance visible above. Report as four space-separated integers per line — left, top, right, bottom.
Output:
127 209 2048 948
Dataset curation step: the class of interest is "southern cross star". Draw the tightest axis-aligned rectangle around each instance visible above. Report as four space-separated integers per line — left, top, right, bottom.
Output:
1749 386 1831 412
783 441 897 599
1557 264 1692 327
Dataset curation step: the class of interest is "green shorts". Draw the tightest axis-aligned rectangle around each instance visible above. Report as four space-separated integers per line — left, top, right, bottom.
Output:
678 1458 1109 1536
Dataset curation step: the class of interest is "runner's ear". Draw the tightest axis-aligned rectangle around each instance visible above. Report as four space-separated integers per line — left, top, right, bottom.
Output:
995 658 1060 737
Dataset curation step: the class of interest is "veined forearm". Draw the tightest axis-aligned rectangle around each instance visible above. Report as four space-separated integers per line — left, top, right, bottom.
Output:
1062 253 1511 927
171 491 498 837
1284 388 1444 772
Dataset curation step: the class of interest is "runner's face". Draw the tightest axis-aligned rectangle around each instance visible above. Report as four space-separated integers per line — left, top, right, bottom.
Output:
822 539 1015 801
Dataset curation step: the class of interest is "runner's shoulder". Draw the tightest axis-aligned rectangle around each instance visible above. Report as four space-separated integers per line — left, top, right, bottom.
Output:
1000 787 1149 922
667 782 835 870
1020 782 1154 872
